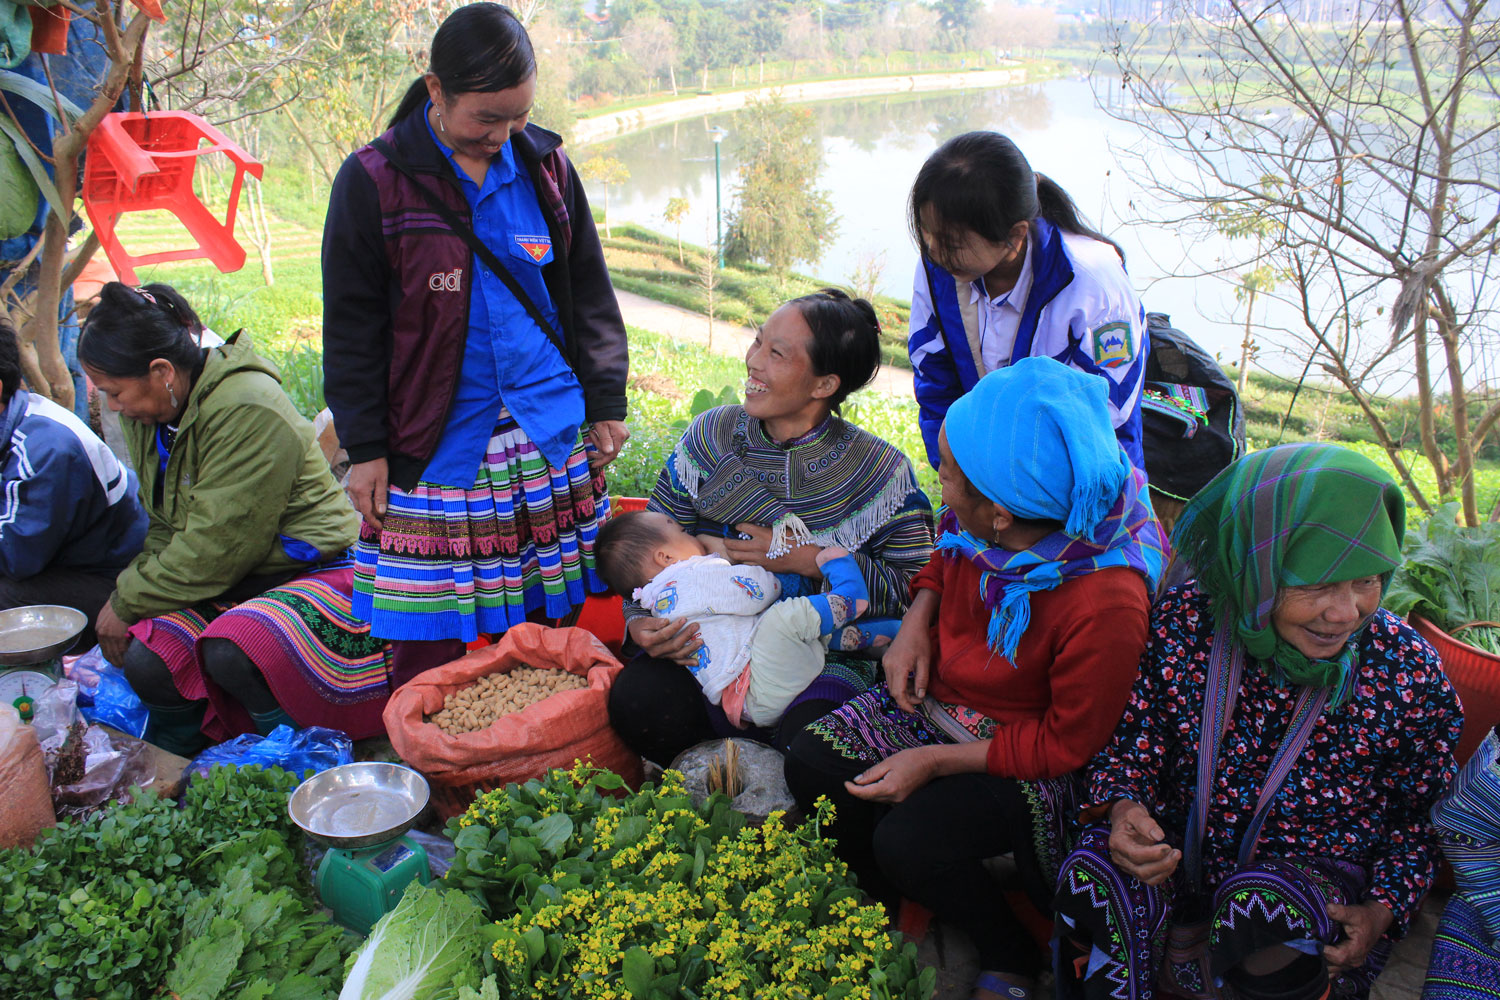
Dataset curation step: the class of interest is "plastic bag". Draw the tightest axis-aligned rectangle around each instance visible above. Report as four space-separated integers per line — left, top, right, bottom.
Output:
67 646 149 739
30 677 80 747
42 722 154 820
185 724 353 780
406 830 457 878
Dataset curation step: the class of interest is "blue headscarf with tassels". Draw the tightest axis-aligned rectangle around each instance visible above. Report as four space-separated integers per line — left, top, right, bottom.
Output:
940 359 1167 663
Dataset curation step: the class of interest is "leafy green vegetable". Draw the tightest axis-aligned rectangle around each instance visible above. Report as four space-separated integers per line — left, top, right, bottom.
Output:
182 763 308 856
168 831 347 1000
447 764 935 999
338 882 494 1000
0 765 320 1000
1387 503 1500 654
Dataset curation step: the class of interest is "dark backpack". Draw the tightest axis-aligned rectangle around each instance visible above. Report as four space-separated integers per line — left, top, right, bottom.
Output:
1141 312 1245 503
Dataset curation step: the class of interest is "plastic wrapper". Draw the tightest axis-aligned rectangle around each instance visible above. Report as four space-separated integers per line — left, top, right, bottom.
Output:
406 829 457 877
42 722 154 820
67 646 149 738
184 724 353 780
30 677 81 746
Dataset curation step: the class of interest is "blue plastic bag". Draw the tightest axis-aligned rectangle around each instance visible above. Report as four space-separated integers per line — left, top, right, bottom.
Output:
68 646 149 739
186 725 353 780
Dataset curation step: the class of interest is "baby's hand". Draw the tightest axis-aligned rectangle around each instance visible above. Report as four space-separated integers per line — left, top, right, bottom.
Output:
699 535 729 558
814 546 850 568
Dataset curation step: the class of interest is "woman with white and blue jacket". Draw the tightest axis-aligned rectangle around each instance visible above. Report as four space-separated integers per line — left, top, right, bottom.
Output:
907 132 1147 471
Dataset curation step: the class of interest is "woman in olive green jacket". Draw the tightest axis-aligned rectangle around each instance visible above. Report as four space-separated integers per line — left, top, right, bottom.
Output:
81 282 392 756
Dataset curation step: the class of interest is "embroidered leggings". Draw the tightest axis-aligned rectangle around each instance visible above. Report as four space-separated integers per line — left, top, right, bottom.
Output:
1053 826 1391 1000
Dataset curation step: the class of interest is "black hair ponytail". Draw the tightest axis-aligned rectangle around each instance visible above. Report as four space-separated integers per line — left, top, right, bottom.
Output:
78 282 206 380
388 2 537 128
790 287 882 410
911 131 1124 265
1036 174 1125 264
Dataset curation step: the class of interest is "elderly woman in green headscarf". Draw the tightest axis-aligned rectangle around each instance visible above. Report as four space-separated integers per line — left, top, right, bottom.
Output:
1053 443 1462 1000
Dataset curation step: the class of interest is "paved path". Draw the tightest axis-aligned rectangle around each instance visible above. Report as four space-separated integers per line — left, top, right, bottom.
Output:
614 288 916 400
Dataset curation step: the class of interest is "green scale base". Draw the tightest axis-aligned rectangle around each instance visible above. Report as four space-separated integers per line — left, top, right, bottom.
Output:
315 834 430 934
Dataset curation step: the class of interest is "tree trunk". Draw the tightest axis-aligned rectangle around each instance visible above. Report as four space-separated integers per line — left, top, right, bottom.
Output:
1411 311 1452 498
669 64 678 96
1433 286 1480 526
602 186 611 238
1237 285 1256 397
24 186 78 411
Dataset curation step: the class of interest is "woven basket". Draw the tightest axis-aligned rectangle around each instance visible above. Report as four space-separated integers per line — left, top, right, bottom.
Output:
1412 615 1500 766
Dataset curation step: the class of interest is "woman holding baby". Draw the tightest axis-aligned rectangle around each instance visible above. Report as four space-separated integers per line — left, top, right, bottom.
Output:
605 288 935 765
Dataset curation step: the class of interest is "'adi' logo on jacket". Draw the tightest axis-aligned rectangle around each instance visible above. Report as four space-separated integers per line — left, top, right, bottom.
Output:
428 268 463 291
1092 321 1134 369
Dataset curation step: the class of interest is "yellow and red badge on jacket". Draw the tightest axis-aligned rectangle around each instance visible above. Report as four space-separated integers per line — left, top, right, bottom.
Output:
512 233 554 265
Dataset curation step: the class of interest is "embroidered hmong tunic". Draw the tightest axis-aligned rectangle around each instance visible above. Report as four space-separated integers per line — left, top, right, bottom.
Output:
1055 583 1462 1000
627 405 934 701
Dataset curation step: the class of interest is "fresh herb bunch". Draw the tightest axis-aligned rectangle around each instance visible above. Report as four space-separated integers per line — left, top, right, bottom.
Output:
444 763 934 1000
0 765 325 1000
183 762 308 855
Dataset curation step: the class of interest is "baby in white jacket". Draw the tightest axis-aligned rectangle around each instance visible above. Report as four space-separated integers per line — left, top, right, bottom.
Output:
596 510 870 727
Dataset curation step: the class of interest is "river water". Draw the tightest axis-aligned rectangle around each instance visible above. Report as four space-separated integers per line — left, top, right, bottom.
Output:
601 79 1249 359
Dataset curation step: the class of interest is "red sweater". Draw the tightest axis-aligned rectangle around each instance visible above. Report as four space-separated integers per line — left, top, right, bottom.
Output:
913 552 1150 781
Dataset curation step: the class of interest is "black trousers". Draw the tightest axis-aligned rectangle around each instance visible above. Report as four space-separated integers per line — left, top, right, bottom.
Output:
121 637 281 715
784 727 1051 977
606 652 834 767
0 566 119 652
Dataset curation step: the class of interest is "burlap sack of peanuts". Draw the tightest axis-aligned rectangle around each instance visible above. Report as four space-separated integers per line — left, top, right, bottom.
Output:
382 623 643 818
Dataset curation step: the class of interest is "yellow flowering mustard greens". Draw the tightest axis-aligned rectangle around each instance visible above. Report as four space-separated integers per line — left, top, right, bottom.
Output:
442 762 934 1000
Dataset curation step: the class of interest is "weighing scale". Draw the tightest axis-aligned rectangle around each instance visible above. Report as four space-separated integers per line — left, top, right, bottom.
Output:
0 605 86 722
288 762 432 934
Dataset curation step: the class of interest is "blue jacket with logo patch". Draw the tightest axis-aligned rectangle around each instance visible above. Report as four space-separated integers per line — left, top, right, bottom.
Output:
907 217 1146 470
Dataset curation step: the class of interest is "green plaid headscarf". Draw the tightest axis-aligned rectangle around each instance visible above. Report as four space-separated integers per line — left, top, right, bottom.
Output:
1172 443 1406 698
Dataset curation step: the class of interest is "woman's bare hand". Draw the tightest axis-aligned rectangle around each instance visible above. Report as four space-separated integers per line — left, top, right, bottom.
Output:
627 615 702 666
1108 798 1181 885
346 458 389 531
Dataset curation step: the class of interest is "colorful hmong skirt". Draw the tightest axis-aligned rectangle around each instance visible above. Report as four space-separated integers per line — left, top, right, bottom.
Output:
127 565 392 742
354 413 609 642
1054 826 1391 1000
804 683 1082 887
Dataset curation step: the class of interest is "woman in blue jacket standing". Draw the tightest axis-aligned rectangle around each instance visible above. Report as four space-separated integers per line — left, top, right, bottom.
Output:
321 2 629 685
907 132 1147 471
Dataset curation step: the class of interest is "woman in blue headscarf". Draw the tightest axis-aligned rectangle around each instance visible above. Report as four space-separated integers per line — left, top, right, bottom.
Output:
785 357 1166 1000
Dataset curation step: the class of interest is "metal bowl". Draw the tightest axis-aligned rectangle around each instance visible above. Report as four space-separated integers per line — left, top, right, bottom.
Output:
288 762 431 849
0 605 88 666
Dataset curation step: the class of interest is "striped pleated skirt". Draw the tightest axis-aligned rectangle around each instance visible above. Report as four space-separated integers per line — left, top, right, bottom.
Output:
128 564 392 742
353 412 609 643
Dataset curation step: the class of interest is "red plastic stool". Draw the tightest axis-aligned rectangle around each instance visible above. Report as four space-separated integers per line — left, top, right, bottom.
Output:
82 111 263 283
